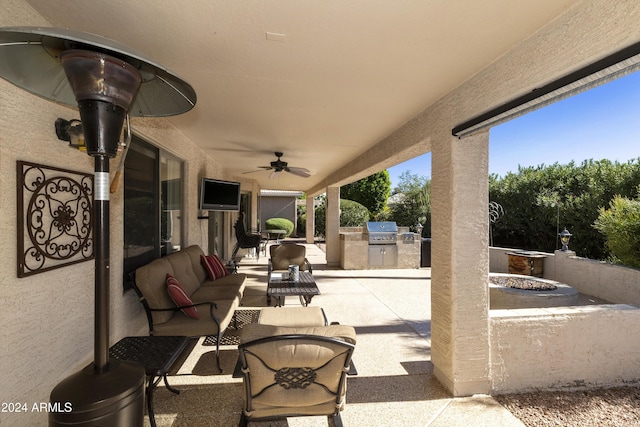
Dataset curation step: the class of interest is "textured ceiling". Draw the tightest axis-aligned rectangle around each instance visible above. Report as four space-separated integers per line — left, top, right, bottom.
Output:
24 0 579 190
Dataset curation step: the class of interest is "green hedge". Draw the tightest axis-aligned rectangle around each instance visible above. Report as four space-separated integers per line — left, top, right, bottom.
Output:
489 159 640 260
265 217 295 237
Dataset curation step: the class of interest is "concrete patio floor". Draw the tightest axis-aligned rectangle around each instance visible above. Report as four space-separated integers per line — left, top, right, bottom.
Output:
146 242 525 426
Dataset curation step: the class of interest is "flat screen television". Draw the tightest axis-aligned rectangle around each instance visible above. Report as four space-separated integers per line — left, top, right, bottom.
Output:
199 178 241 211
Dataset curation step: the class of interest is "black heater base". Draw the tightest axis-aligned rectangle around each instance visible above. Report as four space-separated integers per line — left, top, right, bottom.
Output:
49 358 145 426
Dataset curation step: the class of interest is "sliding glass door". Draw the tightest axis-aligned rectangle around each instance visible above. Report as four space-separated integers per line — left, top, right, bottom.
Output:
123 136 183 290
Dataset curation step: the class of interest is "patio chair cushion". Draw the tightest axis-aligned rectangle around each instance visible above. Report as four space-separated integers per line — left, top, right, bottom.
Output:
270 244 308 271
238 324 356 420
258 306 327 327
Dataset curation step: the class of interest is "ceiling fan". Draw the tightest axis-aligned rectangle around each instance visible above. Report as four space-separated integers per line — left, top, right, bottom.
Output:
244 152 311 179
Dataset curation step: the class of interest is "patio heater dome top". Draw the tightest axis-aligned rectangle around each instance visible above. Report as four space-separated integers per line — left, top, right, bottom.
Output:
0 26 196 117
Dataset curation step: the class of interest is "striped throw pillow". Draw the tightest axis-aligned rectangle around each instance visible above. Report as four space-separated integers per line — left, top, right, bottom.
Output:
201 254 229 280
166 274 199 319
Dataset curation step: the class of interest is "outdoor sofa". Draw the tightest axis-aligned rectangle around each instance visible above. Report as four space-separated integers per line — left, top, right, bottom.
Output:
132 245 245 371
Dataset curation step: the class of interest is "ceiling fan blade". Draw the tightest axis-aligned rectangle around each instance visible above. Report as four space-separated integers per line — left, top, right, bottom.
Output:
286 166 311 178
242 166 273 174
269 170 281 179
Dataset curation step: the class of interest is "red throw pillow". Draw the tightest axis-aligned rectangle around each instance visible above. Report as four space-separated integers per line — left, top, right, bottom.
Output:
166 274 199 319
201 254 229 280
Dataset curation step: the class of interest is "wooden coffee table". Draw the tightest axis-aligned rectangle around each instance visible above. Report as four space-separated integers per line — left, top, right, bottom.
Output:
267 271 320 307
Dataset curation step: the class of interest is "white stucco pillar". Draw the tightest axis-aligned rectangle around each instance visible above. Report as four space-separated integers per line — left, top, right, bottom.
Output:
306 195 315 244
325 186 340 266
431 130 490 396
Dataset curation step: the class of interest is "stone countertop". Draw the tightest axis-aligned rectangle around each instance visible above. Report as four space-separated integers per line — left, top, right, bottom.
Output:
339 232 367 241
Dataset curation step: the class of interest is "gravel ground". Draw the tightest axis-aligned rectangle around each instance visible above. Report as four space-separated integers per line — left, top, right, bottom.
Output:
495 386 640 426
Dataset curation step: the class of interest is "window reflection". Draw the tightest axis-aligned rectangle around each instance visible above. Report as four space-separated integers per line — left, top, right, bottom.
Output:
123 136 183 290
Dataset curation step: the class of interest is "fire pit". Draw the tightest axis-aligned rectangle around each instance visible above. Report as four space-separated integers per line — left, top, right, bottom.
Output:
489 273 579 309
490 275 557 291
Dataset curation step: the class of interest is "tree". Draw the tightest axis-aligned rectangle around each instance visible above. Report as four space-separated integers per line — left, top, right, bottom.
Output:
340 171 391 217
387 171 431 235
593 194 640 267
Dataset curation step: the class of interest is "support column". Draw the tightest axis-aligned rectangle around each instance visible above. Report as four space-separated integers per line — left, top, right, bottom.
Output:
325 186 340 266
306 195 315 244
431 130 490 396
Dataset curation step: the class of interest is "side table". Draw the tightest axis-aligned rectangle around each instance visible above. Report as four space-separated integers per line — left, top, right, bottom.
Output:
109 336 189 427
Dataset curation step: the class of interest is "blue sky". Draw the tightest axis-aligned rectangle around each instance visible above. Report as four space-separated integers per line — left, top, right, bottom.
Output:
387 71 640 189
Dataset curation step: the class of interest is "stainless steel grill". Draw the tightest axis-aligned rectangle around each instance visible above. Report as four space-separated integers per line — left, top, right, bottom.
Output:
365 222 398 267
365 222 398 244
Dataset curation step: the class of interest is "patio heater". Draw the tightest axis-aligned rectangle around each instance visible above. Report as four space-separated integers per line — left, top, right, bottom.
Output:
0 27 196 425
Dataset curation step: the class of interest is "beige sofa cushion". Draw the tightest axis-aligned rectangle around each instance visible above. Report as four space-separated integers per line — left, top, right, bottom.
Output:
152 299 237 337
134 257 176 324
202 272 246 288
166 249 201 296
191 285 243 303
182 245 209 284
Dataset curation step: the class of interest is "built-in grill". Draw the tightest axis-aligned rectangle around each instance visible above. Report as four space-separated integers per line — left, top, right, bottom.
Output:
365 222 398 266
365 221 398 244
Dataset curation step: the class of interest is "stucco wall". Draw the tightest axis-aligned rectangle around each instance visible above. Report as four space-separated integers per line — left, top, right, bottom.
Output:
429 0 640 395
489 248 640 392
547 252 640 307
490 304 640 393
0 6 95 426
489 247 513 273
0 69 98 426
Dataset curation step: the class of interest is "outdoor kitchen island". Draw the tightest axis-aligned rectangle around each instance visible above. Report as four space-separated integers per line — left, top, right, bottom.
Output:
339 223 421 269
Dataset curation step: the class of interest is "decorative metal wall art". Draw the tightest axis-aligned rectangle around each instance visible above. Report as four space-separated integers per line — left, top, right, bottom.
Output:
17 161 94 277
489 201 505 247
